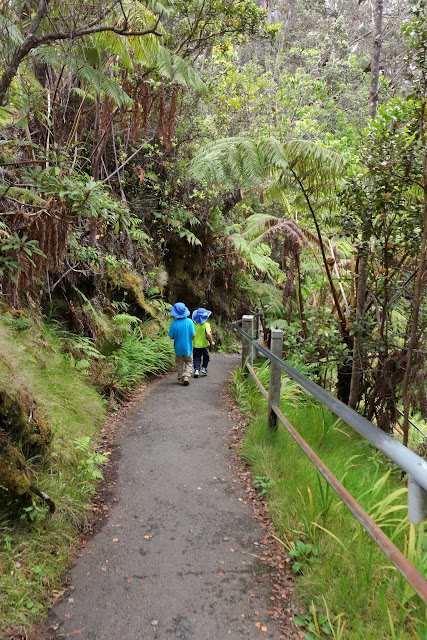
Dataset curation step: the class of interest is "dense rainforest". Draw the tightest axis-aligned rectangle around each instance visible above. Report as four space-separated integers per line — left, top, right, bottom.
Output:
0 0 426 637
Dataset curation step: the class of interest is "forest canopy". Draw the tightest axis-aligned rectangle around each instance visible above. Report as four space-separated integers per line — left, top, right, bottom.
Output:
0 1 426 458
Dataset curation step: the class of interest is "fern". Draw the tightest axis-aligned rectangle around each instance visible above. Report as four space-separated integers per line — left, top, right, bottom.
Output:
0 186 47 206
113 313 141 336
231 235 284 281
171 54 207 94
190 136 348 197
178 228 202 246
107 332 174 388
0 20 23 56
37 46 132 107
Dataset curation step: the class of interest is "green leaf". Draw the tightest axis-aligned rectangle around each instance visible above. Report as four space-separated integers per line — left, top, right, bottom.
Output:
14 115 28 128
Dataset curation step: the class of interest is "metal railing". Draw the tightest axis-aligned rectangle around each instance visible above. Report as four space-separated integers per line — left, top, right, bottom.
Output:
233 315 427 604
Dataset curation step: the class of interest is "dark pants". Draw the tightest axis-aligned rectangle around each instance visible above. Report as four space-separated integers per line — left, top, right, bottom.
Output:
193 347 210 371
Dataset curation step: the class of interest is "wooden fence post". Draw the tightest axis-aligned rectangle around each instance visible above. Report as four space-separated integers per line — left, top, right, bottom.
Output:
242 315 254 369
267 328 283 430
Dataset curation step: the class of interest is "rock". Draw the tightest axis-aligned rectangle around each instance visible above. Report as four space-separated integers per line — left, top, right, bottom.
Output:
0 433 31 498
0 386 51 456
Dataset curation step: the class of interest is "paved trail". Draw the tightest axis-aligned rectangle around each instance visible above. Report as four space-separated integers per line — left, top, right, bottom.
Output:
48 354 286 639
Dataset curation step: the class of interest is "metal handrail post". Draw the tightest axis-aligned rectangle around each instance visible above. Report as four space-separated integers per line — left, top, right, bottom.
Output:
241 315 254 369
268 328 283 430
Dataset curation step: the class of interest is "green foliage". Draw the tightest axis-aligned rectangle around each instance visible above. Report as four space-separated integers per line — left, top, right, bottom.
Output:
107 331 174 388
294 598 347 640
288 540 319 575
234 364 426 639
0 232 45 283
37 45 133 107
191 136 348 197
2 313 30 331
253 474 275 496
74 436 109 482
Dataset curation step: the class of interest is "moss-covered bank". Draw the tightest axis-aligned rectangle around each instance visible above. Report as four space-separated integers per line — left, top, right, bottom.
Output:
0 317 105 637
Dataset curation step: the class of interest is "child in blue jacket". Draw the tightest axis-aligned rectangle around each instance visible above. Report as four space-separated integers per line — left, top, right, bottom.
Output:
168 302 195 386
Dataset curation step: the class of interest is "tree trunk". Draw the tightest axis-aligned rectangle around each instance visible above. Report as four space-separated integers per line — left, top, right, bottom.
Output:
282 0 296 39
348 0 384 408
402 92 427 446
369 0 384 119
296 259 307 340
348 242 369 409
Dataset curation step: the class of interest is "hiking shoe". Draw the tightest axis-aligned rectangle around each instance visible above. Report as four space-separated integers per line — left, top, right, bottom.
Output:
201 367 207 376
183 377 190 386
178 379 184 385
194 370 199 378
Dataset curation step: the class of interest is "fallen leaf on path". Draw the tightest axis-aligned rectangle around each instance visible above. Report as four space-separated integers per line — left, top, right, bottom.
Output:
113 538 119 542
261 626 268 632
127 578 133 583
255 622 261 628
254 611 260 616
144 535 150 539
151 620 158 626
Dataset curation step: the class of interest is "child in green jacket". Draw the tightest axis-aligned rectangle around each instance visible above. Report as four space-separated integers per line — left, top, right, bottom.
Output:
192 308 215 378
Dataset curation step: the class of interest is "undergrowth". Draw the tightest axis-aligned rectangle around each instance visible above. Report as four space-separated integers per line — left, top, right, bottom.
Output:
232 363 427 640
0 308 174 636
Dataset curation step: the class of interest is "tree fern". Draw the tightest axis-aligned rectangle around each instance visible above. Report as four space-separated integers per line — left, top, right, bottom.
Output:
242 213 323 250
191 135 348 196
36 45 133 107
171 54 207 94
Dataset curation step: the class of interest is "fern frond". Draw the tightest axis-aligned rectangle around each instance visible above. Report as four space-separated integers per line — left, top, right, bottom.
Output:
153 44 172 78
242 213 324 251
191 136 348 199
1 186 47 205
171 54 207 93
119 0 163 32
147 0 176 14
231 235 284 281
36 46 132 107
191 137 266 189
94 31 135 73
0 20 23 53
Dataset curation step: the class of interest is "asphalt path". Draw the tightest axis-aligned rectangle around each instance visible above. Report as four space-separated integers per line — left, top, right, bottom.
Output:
47 353 285 639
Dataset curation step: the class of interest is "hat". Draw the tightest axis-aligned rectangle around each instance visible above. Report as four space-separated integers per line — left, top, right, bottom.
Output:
192 307 212 324
170 302 190 318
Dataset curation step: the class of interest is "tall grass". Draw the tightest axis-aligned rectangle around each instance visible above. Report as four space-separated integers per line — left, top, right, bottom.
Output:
232 365 427 640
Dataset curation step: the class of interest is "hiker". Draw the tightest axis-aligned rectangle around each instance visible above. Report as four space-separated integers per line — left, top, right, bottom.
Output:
168 302 195 386
192 307 215 378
